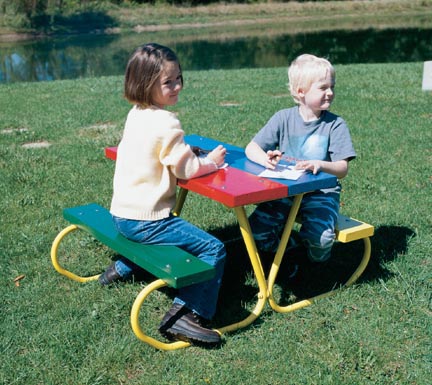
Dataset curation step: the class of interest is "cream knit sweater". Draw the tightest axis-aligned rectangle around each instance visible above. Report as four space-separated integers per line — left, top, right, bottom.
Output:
110 106 217 221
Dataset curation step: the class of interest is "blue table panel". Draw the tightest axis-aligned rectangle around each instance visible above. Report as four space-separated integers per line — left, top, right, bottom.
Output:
185 134 337 196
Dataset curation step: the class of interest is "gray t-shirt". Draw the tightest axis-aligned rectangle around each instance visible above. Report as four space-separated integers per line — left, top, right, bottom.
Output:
253 106 356 163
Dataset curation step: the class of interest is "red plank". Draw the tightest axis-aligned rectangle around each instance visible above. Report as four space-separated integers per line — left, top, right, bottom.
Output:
178 167 287 207
105 146 118 161
105 145 288 207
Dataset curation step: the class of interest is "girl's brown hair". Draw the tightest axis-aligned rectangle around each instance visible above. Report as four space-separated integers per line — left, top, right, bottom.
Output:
124 43 183 107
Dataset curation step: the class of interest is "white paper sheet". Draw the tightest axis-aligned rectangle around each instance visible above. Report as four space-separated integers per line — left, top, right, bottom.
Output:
258 164 305 180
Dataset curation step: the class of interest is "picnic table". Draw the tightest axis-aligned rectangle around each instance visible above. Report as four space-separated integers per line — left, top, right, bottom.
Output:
52 135 373 350
106 135 373 333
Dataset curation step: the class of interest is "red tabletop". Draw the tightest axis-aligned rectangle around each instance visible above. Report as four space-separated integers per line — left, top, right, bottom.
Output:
177 167 288 207
105 146 118 161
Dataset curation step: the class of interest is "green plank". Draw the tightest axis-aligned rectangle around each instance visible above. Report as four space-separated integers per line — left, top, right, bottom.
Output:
63 203 215 288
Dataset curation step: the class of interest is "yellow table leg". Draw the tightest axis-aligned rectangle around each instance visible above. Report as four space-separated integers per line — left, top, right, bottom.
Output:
50 225 100 283
216 206 268 334
130 279 192 350
173 187 189 216
173 190 269 334
267 194 304 312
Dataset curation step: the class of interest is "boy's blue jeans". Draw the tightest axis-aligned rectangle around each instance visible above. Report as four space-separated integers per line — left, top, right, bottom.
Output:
249 185 341 262
112 214 226 320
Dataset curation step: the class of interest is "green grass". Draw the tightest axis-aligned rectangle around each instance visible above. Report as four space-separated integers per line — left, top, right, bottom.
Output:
0 62 431 385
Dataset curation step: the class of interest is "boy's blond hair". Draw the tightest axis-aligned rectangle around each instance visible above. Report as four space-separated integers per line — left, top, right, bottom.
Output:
288 54 335 104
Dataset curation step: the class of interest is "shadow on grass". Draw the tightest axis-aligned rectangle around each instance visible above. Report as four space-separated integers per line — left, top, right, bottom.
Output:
211 223 416 322
109 224 415 333
359 225 416 282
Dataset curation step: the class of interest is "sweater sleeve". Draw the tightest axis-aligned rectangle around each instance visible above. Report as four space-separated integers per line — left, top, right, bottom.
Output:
159 126 218 180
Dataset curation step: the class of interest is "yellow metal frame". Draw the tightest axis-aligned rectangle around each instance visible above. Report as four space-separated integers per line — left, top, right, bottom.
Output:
50 223 194 350
130 279 192 350
52 188 371 350
267 238 371 313
176 188 372 334
51 225 100 283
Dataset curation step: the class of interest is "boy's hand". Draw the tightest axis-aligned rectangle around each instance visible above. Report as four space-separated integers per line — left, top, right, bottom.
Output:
295 159 349 178
295 160 322 174
207 145 227 167
265 150 283 169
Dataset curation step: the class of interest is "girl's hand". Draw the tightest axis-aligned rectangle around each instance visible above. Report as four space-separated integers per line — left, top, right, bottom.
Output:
265 150 283 169
207 145 227 167
295 160 322 174
191 146 203 156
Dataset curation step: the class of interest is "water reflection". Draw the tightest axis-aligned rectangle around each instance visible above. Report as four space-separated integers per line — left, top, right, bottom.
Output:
1 28 431 83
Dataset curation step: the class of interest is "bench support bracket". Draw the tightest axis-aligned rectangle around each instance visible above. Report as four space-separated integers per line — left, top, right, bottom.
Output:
51 225 101 283
130 279 192 350
51 224 198 350
268 237 371 313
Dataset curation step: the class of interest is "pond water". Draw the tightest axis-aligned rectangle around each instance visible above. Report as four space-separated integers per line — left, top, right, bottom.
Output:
1 27 431 83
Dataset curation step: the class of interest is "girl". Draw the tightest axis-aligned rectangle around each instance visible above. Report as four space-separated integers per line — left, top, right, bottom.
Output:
99 43 227 345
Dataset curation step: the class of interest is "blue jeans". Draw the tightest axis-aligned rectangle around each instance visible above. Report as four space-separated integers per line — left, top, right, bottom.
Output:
249 185 341 262
112 214 226 320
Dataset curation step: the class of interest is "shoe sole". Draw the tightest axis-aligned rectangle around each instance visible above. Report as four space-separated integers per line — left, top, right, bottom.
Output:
160 329 221 345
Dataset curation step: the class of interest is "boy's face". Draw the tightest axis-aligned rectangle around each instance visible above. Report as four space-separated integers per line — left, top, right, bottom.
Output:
152 61 183 108
301 72 335 112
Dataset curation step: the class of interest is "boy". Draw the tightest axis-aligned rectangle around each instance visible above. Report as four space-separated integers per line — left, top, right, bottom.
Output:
245 54 356 272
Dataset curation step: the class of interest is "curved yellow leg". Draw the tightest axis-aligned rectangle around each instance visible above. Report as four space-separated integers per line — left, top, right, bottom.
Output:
216 206 268 334
130 279 191 350
268 236 372 313
344 237 371 287
50 225 100 283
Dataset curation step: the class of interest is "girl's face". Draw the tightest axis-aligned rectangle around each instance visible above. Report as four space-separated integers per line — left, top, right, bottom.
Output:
152 61 183 108
300 71 335 113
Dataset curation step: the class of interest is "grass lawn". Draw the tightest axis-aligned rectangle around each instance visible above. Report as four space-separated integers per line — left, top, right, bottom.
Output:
0 62 431 384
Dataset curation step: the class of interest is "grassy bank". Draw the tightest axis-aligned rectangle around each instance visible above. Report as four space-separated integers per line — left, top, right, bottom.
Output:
1 0 432 40
0 62 431 384
113 0 432 32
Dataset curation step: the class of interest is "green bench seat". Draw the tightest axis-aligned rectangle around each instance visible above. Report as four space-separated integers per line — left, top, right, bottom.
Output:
50 203 217 351
58 203 215 288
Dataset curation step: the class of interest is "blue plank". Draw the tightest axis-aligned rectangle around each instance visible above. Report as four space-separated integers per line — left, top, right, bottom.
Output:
185 135 337 196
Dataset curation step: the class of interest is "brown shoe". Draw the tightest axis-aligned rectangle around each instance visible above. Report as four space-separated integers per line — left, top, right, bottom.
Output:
159 303 221 345
98 263 122 286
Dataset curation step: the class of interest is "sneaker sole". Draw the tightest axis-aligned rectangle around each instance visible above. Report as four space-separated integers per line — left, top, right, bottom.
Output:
160 328 221 345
